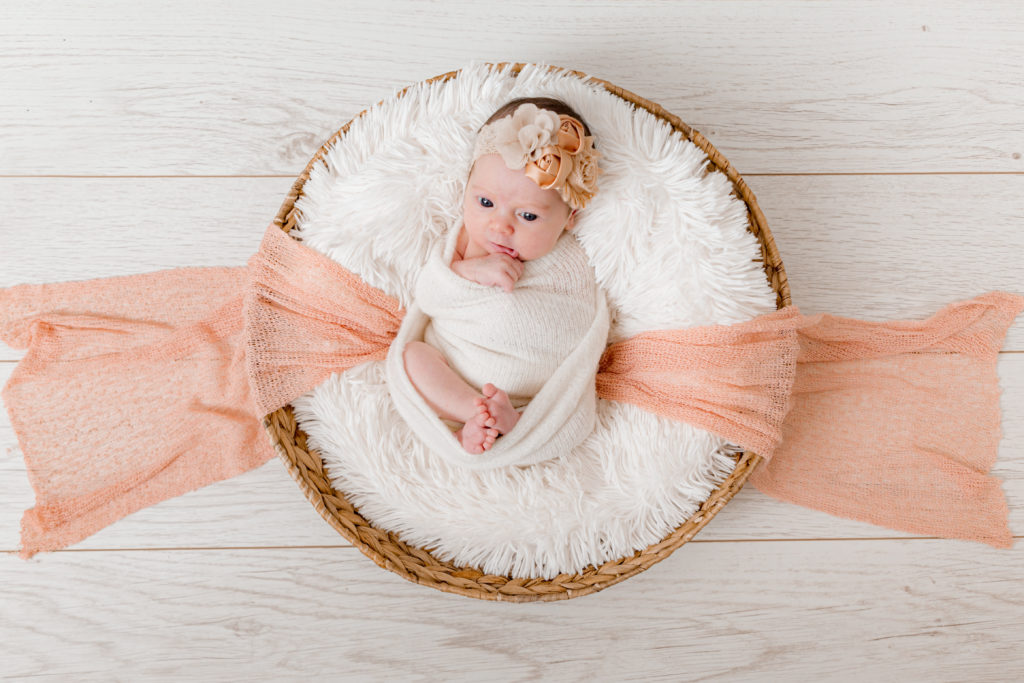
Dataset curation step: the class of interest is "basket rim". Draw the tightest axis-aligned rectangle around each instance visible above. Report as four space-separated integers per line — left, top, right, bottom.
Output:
262 62 791 602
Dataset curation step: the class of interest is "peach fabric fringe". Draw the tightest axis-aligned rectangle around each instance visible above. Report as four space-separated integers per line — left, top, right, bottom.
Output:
2 224 1020 556
1 226 401 556
599 292 1024 547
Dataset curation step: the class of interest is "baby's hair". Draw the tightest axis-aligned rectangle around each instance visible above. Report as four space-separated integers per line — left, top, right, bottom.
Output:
482 97 593 137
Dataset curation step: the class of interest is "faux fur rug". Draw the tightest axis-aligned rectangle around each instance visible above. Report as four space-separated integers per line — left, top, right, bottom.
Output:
289 63 777 578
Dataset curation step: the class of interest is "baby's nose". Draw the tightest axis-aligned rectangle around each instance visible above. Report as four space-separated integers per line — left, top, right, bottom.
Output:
490 217 514 234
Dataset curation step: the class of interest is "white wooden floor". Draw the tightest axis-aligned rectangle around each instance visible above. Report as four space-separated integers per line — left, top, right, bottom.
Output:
2 2 1022 680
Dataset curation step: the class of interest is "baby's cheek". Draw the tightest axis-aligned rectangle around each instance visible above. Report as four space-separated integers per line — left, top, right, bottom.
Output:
524 234 561 261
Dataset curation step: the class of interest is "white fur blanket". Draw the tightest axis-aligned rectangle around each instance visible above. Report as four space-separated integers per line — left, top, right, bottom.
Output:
289 63 778 578
386 228 609 469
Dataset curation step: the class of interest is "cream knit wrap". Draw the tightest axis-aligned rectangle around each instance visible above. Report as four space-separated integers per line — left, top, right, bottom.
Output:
385 227 609 469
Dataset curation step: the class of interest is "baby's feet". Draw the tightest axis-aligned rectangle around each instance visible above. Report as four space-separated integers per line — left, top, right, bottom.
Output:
457 411 499 455
456 384 519 454
480 383 521 435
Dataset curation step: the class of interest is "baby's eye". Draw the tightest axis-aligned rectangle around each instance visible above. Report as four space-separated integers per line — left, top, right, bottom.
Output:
520 212 538 222
478 197 493 208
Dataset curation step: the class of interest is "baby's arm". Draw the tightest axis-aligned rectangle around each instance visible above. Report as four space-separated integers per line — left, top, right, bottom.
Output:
451 254 524 292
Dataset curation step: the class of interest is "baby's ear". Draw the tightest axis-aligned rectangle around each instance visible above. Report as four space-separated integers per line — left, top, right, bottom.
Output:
565 209 578 231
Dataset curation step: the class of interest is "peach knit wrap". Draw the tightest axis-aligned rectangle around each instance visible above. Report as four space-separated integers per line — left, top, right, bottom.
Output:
2 224 1021 557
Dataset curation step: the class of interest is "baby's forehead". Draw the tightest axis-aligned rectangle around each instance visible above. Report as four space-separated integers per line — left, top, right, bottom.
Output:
468 155 560 206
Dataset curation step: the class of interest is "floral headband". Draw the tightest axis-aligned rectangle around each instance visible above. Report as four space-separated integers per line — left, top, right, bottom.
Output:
472 103 600 210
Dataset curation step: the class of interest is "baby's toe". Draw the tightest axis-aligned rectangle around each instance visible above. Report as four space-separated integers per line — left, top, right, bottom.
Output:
482 383 497 398
474 403 494 425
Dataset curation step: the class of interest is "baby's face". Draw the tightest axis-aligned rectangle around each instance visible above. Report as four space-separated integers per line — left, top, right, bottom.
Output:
461 153 575 262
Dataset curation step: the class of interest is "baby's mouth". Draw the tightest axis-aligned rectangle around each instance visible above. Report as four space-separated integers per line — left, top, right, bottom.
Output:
489 242 518 259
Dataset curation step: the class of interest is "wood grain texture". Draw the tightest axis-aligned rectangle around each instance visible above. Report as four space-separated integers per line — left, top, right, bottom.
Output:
2 0 1024 679
2 174 1020 346
1 174 1021 550
2 355 1019 550
3 543 1023 681
1 1 1022 175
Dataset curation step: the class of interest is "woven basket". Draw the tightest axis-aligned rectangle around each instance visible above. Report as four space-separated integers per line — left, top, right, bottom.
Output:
262 63 791 602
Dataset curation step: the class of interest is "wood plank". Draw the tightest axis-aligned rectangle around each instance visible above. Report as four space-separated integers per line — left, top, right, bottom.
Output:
751 173 1024 326
1 173 1022 550
1 1 1022 175
4 1 1022 676
3 542 1023 680
2 355 1021 550
3 174 1021 350
0 177 287 285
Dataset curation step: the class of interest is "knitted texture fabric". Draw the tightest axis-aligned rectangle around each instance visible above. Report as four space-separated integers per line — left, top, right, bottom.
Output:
599 293 1023 547
419 231 596 402
1 224 1021 556
245 225 404 416
1 265 271 557
386 229 609 470
750 293 1022 547
1 225 402 557
598 306 804 459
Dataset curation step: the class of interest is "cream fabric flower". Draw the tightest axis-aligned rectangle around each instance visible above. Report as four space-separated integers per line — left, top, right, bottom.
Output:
563 137 601 208
473 103 601 209
487 103 560 169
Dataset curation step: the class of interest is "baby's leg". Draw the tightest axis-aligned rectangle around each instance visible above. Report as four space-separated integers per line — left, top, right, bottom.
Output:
403 341 498 452
403 341 488 424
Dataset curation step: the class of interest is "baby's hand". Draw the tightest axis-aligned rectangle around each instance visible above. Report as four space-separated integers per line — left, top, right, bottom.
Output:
452 254 524 292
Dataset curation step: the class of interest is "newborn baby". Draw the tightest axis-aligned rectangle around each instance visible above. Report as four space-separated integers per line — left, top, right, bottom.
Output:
402 98 602 454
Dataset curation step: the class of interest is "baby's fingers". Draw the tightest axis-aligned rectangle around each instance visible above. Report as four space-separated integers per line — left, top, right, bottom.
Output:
506 261 524 280
501 266 523 290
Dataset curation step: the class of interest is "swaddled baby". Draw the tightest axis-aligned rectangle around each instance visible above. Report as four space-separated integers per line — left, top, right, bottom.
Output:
401 98 603 455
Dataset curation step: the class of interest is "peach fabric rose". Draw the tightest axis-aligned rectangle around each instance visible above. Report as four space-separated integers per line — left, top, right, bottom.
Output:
473 104 601 209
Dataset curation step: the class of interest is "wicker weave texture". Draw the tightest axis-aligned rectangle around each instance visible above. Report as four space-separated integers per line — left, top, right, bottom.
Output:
263 64 791 602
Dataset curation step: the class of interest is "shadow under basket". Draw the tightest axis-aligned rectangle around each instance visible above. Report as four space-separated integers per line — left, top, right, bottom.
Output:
261 63 791 602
